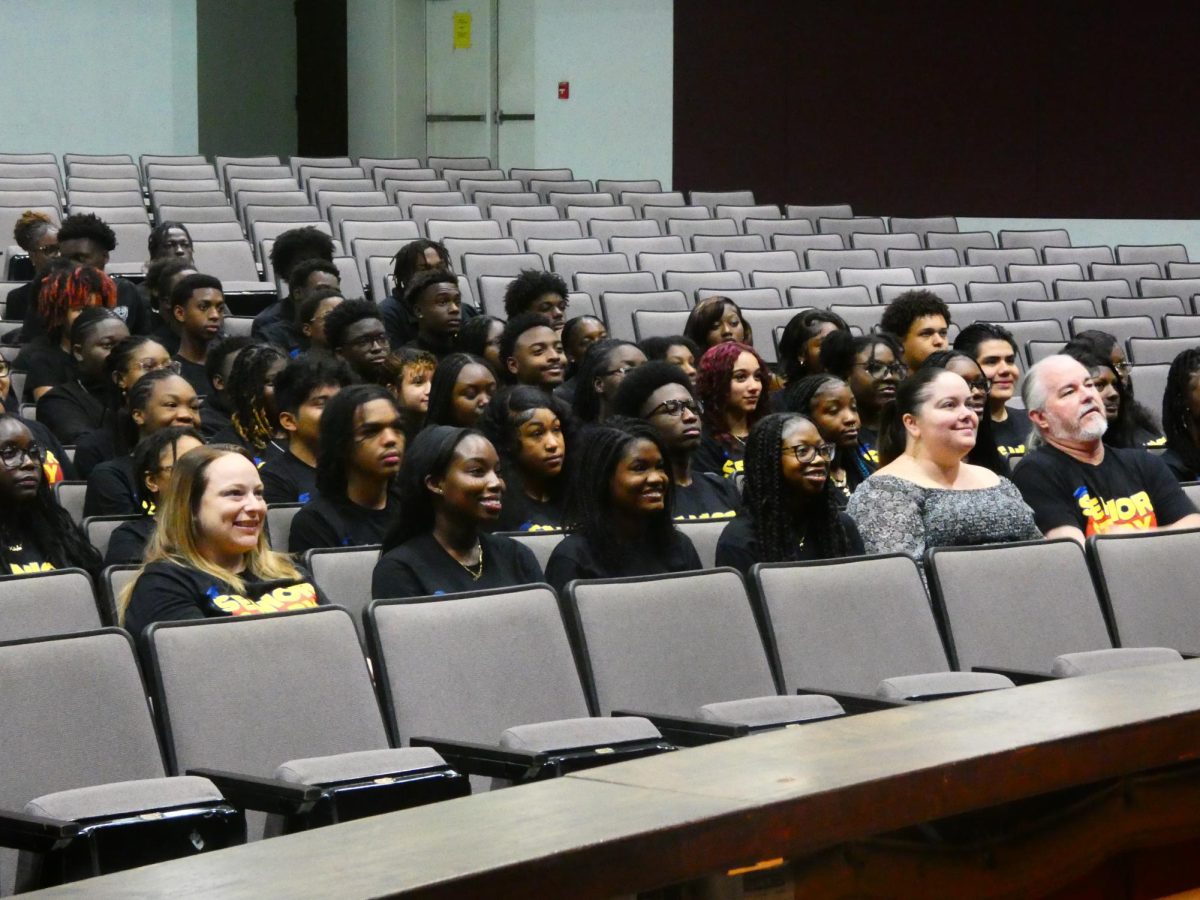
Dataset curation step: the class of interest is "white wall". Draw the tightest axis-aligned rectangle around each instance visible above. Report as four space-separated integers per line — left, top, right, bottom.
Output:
532 0 673 186
964 218 1200 266
0 0 197 158
347 0 427 160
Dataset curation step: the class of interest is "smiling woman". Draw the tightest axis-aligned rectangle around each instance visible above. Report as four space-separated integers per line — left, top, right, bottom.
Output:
372 426 543 600
121 444 323 639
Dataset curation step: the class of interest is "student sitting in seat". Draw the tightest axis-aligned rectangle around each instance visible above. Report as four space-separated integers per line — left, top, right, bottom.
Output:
106 426 204 565
380 238 451 349
683 296 752 354
612 361 741 521
639 334 698 388
1161 348 1200 482
693 341 767 482
454 314 504 373
499 313 566 393
197 335 252 441
121 445 324 639
879 289 951 370
953 322 1031 465
557 314 608 404
326 299 391 386
294 285 345 356
818 329 905 465
0 414 101 578
504 269 570 332
544 421 701 596
142 256 199 356
288 385 404 554
570 338 646 425
372 426 543 600
4 210 58 326
779 374 873 506
383 347 437 441
169 273 226 398
479 385 571 531
716 412 864 576
209 343 288 466
1064 334 1163 450
777 309 850 386
425 352 497 428
402 269 464 361
37 308 129 445
252 227 336 350
259 355 354 505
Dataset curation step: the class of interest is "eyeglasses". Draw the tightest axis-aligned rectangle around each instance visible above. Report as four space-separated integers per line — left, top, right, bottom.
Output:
601 365 639 378
782 442 836 465
1113 361 1133 377
37 244 60 257
965 376 992 394
135 358 182 375
857 360 907 379
648 398 701 418
346 332 389 350
0 363 10 377
0 442 44 469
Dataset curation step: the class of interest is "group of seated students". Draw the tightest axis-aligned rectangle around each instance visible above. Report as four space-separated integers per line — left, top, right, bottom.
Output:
7 209 1200 642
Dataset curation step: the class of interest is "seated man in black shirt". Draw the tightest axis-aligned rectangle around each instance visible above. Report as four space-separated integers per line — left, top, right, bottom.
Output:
879 289 951 371
1012 354 1200 541
142 256 199 355
260 354 354 505
170 273 225 399
37 308 128 445
325 299 390 385
252 228 336 349
402 269 463 361
612 361 741 522
503 269 569 332
500 313 566 392
380 238 451 348
5 210 58 329
199 335 254 439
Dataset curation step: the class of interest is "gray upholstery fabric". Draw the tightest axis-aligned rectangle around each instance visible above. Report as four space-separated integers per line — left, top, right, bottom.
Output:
757 555 951 695
274 747 446 786
1051 647 1183 678
25 776 221 821
929 541 1112 673
573 571 777 718
498 717 661 753
0 569 101 641
1090 531 1200 650
876 671 1014 700
373 587 591 747
698 694 844 727
306 547 381 639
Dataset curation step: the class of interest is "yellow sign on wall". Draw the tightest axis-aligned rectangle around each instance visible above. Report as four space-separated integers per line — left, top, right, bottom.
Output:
453 12 472 49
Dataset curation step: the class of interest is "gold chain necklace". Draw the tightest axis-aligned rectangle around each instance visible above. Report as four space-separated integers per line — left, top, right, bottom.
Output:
456 542 484 580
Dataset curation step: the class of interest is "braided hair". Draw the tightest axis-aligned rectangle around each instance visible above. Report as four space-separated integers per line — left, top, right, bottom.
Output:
696 341 768 448
779 374 872 488
0 415 102 577
1163 349 1200 477
37 262 116 340
227 343 287 450
744 413 854 562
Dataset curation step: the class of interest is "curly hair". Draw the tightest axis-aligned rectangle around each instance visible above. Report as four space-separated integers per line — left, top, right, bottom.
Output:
268 226 335 282
611 359 694 419
780 374 873 488
696 341 768 446
683 296 753 350
455 314 503 364
743 413 855 562
391 238 450 299
37 261 117 339
1163 348 1200 476
144 257 197 309
56 213 117 253
879 289 951 341
818 328 904 382
227 343 287 450
323 298 381 353
503 269 569 319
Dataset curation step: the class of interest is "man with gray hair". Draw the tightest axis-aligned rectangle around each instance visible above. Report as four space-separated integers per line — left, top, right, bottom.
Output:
1011 354 1200 543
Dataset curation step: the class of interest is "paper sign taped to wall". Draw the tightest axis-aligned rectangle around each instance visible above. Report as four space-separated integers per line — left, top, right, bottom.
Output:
453 12 472 49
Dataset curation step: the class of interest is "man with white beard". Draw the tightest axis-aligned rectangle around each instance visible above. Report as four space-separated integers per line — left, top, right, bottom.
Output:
1012 354 1200 543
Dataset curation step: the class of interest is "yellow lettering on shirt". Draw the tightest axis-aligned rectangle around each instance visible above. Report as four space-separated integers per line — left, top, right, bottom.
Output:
1075 488 1157 536
42 450 62 485
861 447 879 466
674 510 738 522
210 582 320 617
9 561 54 575
721 458 745 479
998 444 1027 459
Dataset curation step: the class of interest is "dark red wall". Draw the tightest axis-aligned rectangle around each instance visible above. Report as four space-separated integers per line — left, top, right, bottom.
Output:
673 1 1200 218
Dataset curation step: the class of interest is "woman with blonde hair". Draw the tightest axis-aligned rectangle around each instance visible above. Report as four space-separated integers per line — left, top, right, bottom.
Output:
121 444 323 639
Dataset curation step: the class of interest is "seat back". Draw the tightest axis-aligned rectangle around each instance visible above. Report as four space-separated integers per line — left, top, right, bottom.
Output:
0 568 105 638
927 539 1113 673
1069 314 1157 344
925 231 997 263
1128 336 1200 365
565 569 776 716
1089 528 1200 651
674 520 728 568
1116 243 1189 275
997 228 1072 255
889 216 958 241
52 480 88 524
600 290 689 342
369 584 591 745
303 546 382 638
755 554 950 694
501 530 567 571
83 514 139 563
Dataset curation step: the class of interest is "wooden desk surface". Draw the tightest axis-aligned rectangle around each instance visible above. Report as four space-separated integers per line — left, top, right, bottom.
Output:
28 660 1200 899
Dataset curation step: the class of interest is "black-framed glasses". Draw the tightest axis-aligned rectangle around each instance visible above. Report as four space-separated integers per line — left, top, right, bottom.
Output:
601 365 638 378
858 360 907 379
648 398 700 418
135 358 182 375
1113 361 1133 377
782 442 836 464
0 442 44 469
0 362 10 377
965 376 992 394
346 332 389 350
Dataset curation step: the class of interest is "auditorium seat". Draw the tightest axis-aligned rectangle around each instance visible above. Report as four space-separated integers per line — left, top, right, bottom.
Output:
67 189 142 208
476 191 540 215
1068 314 1156 344
1167 261 1200 278
610 235 687 267
1128 336 1200 364
666 217 739 245
530 178 592 201
646 205 710 227
739 308 800 363
829 304 884 333
439 237 518 274
145 607 466 840
784 203 852 228
186 221 245 242
851 231 921 262
394 190 465 217
341 220 419 259
880 282 959 306
550 192 615 215
1014 298 1098 333
926 230 997 263
162 203 238 224
1140 277 1200 307
551 251 632 286
83 514 138 562
108 223 152 265
427 156 491 176
463 251 545 300
443 169 505 191
0 629 243 894
926 264 999 299
564 569 847 742
789 285 873 309
1164 315 1200 338
1043 245 1115 270
1103 296 1184 333
1116 243 1189 275
574 271 658 303
750 269 831 292
838 266 917 303
633 309 691 341
69 175 141 193
754 554 1012 700
590 218 662 246
1091 262 1160 296
600 290 689 342
1129 363 1171 410
998 319 1066 365
64 154 134 171
998 228 1072 256
1026 340 1064 365
597 179 662 196
383 178 449 203
508 167 573 188
565 205 634 230
524 236 602 268
663 268 744 299
368 584 670 787
0 567 106 639
691 190 755 212
426 219 503 244
216 155 283 187
637 251 717 288
192 240 259 282
926 538 1174 679
289 155 353 177
744 217 814 243
889 215 959 242
965 247 1038 278
715 204 782 230
315 189 386 220
1008 263 1084 296
1054 277 1132 306
805 248 879 282
772 233 850 260
942 300 1010 326
52 481 87 524
818 216 885 244
493 205 558 235
692 234 766 258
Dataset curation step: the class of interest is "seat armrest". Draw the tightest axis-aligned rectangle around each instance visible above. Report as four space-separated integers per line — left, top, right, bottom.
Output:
186 768 322 817
971 665 1054 685
796 688 910 713
612 710 748 746
409 738 545 782
0 808 78 853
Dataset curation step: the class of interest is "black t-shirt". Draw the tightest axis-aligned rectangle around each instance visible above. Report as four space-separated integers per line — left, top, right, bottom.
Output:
173 354 212 399
858 425 880 468
22 277 148 340
252 301 300 352
5 281 33 325
379 295 417 349
673 472 742 522
148 318 181 356
288 494 400 554
36 379 108 445
0 537 57 577
1012 443 1197 536
991 406 1032 464
73 428 117 479
1160 445 1199 483
21 417 76 484
544 530 702 596
692 431 744 481
372 531 544 600
714 513 866 577
15 338 76 401
124 558 324 640
260 451 318 505
200 401 233 441
106 515 156 566
495 489 565 532
83 454 140 518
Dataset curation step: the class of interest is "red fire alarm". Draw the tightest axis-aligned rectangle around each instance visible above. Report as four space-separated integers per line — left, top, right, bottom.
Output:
557 81 569 100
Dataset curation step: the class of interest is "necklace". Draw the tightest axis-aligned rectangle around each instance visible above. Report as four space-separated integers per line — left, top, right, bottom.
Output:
456 541 484 580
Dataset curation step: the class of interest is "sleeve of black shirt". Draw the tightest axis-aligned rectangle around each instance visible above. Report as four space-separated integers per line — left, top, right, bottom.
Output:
105 520 150 566
544 538 588 597
1141 451 1199 525
714 519 756 576
83 463 138 517
115 279 148 335
288 504 339 554
124 563 208 640
260 460 296 506
839 512 867 556
512 540 545 585
371 549 428 600
37 390 95 445
1011 452 1080 533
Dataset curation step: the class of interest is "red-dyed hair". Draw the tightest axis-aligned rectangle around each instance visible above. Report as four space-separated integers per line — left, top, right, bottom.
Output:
37 264 117 338
697 340 768 444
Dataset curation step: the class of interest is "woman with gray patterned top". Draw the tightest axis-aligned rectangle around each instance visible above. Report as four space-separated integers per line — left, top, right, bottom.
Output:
847 367 1040 563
